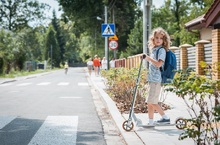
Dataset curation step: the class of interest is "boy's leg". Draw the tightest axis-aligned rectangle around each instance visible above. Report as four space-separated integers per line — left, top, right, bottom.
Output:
152 104 165 116
147 82 170 124
147 103 154 125
153 104 170 124
148 104 154 119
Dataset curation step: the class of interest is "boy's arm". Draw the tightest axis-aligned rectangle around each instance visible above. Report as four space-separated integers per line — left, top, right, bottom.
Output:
144 54 164 68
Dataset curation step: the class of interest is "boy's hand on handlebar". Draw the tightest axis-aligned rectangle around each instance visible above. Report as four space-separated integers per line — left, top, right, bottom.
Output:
141 54 146 59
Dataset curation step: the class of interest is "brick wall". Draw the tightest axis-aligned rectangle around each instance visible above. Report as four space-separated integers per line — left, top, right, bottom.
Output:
212 29 220 80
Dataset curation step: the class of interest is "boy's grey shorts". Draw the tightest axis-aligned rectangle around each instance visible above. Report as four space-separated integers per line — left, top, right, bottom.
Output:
146 82 161 104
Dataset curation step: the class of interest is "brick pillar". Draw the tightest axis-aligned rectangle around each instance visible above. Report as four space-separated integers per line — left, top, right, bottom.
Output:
179 44 192 70
194 40 210 75
212 29 220 80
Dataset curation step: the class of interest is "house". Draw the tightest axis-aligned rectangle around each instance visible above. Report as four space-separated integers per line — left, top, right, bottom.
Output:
184 0 220 80
185 0 220 41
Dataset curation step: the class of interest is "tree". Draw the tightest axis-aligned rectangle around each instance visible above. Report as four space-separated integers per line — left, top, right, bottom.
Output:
126 18 143 57
52 10 65 64
60 21 81 64
0 0 50 31
0 29 15 74
45 25 60 68
57 0 139 55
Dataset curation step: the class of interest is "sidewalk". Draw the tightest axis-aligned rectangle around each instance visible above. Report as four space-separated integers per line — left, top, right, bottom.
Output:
88 72 194 145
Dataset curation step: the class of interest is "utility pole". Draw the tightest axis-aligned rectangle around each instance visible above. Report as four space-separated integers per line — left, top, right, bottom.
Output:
104 6 109 70
112 6 116 59
143 0 152 68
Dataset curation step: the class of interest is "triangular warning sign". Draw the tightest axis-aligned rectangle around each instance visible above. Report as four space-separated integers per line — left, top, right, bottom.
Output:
102 25 114 35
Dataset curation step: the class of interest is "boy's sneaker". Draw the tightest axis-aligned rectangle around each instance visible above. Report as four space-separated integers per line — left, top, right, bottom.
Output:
156 118 170 124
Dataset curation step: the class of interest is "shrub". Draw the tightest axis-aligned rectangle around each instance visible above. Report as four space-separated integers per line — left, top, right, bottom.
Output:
168 68 220 145
101 67 148 113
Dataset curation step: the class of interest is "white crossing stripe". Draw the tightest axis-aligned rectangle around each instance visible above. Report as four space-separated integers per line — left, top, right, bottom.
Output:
37 82 51 86
59 96 82 99
16 83 32 86
0 116 16 129
28 116 78 145
78 82 89 86
0 83 12 87
57 82 69 86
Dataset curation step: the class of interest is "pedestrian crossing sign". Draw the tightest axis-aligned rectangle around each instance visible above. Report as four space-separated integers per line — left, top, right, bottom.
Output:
102 24 115 37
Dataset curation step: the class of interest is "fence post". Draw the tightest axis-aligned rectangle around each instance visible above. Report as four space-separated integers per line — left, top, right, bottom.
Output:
212 29 220 80
194 40 210 75
179 44 192 70
170 46 178 52
127 57 130 69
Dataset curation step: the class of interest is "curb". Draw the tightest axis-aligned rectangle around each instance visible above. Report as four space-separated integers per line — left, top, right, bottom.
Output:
90 76 144 145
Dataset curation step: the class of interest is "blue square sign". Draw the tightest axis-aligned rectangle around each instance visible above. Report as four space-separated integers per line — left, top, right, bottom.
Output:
102 24 115 37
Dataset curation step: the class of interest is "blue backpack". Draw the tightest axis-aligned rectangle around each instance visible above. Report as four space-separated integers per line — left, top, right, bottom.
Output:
156 47 177 84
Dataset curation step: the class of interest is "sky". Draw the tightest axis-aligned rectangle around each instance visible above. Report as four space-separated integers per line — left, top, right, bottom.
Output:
37 0 164 19
153 0 165 8
37 0 62 19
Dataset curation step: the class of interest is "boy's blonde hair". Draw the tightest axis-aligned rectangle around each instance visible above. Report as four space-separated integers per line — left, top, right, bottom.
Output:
148 27 171 52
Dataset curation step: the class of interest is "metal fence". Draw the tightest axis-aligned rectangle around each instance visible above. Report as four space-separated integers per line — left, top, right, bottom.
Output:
187 46 196 70
204 43 212 65
174 49 180 70
115 43 213 74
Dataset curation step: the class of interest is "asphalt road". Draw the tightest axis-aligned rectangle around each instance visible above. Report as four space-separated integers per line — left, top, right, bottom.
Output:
0 68 125 145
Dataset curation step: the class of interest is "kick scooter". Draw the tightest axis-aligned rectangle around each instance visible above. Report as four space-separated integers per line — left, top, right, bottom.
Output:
122 57 187 131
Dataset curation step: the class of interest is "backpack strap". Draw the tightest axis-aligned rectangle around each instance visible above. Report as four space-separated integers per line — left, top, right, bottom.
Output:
156 47 163 60
156 47 164 71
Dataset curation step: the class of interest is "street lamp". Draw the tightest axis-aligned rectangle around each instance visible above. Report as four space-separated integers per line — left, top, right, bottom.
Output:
96 16 102 21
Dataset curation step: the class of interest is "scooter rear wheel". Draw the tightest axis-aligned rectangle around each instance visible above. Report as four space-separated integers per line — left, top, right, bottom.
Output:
122 120 134 131
175 118 187 130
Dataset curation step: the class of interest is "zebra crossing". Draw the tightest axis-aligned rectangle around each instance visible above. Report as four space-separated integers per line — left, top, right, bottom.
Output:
0 82 89 87
0 115 78 145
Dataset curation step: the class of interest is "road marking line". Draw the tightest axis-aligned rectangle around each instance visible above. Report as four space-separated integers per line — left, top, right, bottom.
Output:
28 116 78 145
16 83 32 86
78 82 89 86
37 82 51 86
0 116 16 129
57 82 69 86
0 83 12 86
59 96 82 99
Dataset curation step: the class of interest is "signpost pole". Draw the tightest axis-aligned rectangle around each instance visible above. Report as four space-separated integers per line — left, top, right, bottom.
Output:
104 6 109 70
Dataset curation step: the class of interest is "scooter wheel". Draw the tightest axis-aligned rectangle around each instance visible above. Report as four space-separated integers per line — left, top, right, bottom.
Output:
122 120 134 131
175 118 187 130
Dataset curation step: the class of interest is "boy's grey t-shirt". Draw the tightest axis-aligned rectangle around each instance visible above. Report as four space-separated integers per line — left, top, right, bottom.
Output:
148 46 166 83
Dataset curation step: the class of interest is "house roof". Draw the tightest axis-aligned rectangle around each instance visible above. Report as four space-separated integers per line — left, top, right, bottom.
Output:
204 0 220 27
185 15 205 30
185 0 220 30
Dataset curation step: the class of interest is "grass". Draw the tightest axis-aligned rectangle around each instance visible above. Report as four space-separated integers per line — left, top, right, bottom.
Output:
0 69 54 78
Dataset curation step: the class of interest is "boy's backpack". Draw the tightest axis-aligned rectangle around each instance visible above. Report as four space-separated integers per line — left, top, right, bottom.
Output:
156 47 177 84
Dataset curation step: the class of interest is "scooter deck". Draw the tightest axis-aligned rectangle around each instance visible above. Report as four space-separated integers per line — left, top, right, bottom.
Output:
138 123 178 128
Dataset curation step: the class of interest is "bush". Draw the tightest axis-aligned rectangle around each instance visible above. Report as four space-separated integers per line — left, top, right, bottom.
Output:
168 68 220 145
101 67 148 113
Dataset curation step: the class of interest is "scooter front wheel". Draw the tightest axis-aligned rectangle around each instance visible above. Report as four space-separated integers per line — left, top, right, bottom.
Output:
122 120 134 131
